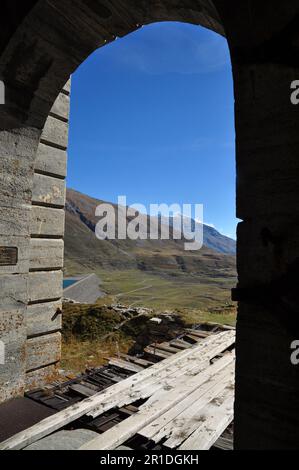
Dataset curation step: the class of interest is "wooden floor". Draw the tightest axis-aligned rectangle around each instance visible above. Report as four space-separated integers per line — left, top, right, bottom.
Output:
0 324 235 451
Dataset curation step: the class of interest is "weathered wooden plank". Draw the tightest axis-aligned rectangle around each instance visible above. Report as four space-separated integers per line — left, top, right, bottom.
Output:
186 329 211 338
69 384 96 398
178 393 234 450
109 358 143 374
89 331 235 419
35 143 67 178
156 370 234 448
0 332 235 450
50 92 70 121
184 334 201 343
119 354 153 368
144 347 171 359
30 239 64 270
139 358 234 443
26 333 61 372
26 301 62 337
28 271 63 303
41 116 69 150
151 343 182 354
32 173 66 208
31 206 65 237
80 355 235 451
213 435 234 451
170 340 192 350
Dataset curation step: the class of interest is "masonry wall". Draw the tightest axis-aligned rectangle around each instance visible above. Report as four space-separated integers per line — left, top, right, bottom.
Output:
26 80 71 389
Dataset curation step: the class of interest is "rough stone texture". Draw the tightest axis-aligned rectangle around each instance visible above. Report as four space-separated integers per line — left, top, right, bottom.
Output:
0 206 31 238
30 239 64 271
31 206 65 238
1 0 299 450
63 79 71 95
28 271 63 303
26 332 61 372
26 301 62 337
0 275 27 312
50 92 70 121
0 128 39 207
32 173 66 208
35 143 67 178
41 116 69 150
25 364 59 391
24 429 99 451
0 311 26 402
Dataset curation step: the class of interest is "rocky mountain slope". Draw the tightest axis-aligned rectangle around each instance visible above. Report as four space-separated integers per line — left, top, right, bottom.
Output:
64 188 236 277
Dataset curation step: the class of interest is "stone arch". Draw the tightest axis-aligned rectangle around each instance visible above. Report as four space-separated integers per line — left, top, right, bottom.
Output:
0 0 228 407
1 0 299 449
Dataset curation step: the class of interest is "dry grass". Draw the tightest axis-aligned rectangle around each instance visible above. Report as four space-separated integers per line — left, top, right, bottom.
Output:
61 333 134 374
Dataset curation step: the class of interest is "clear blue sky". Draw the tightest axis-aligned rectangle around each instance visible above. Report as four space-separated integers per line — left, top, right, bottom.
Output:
68 22 238 239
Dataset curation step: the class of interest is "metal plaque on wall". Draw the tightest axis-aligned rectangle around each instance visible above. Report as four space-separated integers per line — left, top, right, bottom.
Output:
0 247 18 266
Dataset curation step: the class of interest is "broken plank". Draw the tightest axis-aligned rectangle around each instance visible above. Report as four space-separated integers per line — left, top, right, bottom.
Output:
149 343 182 354
186 329 211 338
119 354 154 368
108 358 143 374
69 384 96 398
170 340 192 350
85 331 235 418
185 334 204 342
80 354 235 451
0 331 235 450
178 393 234 450
140 355 235 443
161 373 234 449
144 347 172 359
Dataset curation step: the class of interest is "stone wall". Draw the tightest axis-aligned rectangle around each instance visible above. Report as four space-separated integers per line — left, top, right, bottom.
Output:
26 79 71 389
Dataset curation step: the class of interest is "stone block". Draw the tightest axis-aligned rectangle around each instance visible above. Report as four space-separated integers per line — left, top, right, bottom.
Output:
30 239 64 270
26 301 62 337
26 332 61 372
32 173 66 208
31 206 65 237
35 143 67 178
41 116 69 150
28 271 63 303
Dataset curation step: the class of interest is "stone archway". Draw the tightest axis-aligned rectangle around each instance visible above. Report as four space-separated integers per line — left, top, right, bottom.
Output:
0 0 226 403
1 0 299 449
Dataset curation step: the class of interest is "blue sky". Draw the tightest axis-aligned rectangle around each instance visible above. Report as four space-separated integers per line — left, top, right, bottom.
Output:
68 22 238 239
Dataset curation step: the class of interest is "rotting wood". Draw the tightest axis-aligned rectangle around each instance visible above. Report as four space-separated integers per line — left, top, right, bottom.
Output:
139 358 235 443
178 393 234 450
108 358 144 374
0 331 235 450
80 354 235 451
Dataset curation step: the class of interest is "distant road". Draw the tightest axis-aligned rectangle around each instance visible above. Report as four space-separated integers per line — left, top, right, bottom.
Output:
63 274 105 304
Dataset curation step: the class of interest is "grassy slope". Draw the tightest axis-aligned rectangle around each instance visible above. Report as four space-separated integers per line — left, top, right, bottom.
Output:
61 302 236 373
64 189 237 312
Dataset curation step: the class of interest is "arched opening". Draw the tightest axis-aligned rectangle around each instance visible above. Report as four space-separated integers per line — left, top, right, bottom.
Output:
61 21 237 374
0 1 227 404
1 0 299 450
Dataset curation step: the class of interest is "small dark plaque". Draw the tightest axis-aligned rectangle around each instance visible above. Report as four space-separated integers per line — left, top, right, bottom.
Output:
0 247 18 266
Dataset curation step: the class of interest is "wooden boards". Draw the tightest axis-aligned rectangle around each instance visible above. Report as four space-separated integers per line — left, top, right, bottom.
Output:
80 354 235 451
0 331 235 450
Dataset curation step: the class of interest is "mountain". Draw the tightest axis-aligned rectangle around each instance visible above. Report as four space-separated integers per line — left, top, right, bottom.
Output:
164 215 236 255
64 188 236 275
